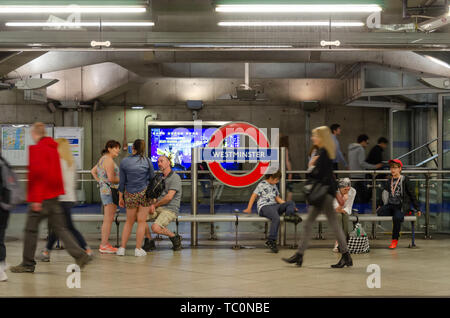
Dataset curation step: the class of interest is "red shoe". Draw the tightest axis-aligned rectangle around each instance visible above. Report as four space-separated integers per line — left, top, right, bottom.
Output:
388 239 398 249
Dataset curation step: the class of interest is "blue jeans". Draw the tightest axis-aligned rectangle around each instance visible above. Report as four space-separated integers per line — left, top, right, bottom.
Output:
0 209 9 262
46 202 88 250
259 201 296 242
377 204 404 240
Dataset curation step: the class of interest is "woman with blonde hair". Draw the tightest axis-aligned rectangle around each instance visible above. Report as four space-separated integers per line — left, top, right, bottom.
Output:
283 126 353 268
37 138 92 261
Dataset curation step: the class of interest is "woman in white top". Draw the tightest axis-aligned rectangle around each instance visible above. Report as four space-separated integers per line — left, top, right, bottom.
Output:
37 138 92 261
333 178 356 252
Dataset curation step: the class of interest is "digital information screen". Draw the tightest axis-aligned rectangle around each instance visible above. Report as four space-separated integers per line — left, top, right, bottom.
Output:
149 126 241 171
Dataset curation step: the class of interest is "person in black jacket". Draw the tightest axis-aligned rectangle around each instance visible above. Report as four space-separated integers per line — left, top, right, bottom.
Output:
283 126 353 268
366 137 388 166
377 159 421 249
0 155 11 281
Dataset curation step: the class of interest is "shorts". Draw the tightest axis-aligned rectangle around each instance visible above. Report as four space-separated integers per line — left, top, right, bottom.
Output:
100 193 114 206
147 207 177 228
124 189 151 209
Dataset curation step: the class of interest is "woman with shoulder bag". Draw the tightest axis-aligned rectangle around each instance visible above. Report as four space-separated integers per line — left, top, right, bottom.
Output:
116 139 155 257
91 140 121 254
283 126 353 268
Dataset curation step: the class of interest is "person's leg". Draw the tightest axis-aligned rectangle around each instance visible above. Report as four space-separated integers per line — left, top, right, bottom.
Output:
101 203 117 246
392 206 404 240
151 208 180 250
323 196 349 254
46 199 86 261
22 206 47 266
259 205 280 242
296 203 321 255
145 224 152 239
342 213 350 239
277 201 296 216
61 202 89 250
120 208 137 248
0 210 10 264
136 206 150 249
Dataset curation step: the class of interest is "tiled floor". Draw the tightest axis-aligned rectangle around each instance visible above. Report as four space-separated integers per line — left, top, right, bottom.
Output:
2 229 450 297
2 213 450 297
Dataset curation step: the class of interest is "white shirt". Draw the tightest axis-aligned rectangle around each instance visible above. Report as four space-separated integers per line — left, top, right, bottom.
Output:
333 187 356 215
59 159 77 202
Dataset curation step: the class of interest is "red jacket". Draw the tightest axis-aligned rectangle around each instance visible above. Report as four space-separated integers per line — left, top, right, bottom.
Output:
27 137 65 203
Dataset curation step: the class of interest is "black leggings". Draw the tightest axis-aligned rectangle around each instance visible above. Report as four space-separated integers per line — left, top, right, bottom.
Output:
46 202 88 250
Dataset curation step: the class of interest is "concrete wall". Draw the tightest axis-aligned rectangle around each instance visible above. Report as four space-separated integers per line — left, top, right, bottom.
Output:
0 79 391 203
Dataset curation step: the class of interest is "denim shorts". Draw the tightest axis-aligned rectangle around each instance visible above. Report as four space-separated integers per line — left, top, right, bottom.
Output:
100 193 114 206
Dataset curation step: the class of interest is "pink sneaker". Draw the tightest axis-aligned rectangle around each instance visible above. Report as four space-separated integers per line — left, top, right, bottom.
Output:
99 244 118 254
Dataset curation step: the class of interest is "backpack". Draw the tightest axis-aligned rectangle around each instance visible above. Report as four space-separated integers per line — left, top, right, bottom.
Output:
146 173 165 200
0 155 25 210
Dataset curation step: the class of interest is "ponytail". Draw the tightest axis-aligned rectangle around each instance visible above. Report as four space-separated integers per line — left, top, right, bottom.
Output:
102 140 121 155
133 139 146 158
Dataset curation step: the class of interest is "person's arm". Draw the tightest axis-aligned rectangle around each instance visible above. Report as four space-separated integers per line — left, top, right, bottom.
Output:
359 148 378 170
90 164 100 183
118 161 126 193
344 188 356 215
28 146 43 211
243 193 258 213
404 176 421 216
275 196 285 204
104 157 119 184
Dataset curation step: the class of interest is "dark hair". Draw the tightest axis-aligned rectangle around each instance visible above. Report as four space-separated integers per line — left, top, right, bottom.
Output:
265 170 282 180
330 124 340 133
101 140 121 155
357 134 369 144
279 135 289 148
133 139 146 158
378 137 388 144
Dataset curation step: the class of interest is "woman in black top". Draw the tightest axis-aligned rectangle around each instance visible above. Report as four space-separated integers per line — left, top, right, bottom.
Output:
283 126 353 268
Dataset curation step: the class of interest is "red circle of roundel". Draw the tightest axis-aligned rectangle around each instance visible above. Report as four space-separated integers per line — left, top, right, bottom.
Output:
206 122 270 188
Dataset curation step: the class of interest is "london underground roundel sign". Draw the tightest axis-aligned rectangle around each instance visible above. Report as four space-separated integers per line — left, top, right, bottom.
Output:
201 122 277 188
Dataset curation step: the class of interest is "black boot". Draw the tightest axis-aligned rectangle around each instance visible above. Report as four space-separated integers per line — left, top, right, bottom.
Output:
282 253 303 267
265 240 279 253
142 238 156 252
331 252 353 268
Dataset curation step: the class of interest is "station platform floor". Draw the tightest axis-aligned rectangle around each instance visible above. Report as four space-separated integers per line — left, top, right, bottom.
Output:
2 211 450 297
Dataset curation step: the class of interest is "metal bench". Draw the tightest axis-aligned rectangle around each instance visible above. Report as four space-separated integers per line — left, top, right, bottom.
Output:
71 212 418 249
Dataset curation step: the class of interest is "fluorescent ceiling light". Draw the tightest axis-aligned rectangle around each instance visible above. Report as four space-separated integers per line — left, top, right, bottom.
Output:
425 55 450 69
131 106 144 110
175 44 293 48
0 6 146 13
218 21 364 27
216 4 382 13
6 22 154 27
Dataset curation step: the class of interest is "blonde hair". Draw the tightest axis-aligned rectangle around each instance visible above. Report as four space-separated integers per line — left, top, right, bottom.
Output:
55 138 74 168
32 122 46 137
312 126 336 160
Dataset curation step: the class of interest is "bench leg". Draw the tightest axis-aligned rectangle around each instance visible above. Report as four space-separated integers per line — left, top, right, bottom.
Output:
290 223 298 249
316 222 324 240
232 217 241 250
115 220 120 248
209 223 217 241
408 221 417 248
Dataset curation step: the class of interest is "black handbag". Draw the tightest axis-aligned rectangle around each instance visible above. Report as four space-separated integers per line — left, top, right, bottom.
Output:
303 180 329 207
146 174 165 200
105 183 119 206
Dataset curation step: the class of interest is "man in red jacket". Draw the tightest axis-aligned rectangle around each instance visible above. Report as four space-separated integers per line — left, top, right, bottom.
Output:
10 123 89 273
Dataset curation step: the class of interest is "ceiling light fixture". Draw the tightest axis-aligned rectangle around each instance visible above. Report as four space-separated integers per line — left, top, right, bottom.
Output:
425 55 450 69
215 4 382 13
174 44 293 48
6 22 154 27
0 6 146 13
218 21 364 27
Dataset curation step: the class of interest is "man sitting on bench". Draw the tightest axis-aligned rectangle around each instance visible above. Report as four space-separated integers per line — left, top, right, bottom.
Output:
377 159 421 249
243 171 301 253
147 155 182 251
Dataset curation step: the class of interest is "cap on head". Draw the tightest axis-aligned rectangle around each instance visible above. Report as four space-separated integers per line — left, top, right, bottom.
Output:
388 159 403 168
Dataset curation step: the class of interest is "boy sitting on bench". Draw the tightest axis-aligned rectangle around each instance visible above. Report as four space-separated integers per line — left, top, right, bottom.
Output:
243 171 301 253
377 159 421 249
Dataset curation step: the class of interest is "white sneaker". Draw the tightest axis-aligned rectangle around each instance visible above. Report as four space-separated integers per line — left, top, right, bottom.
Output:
116 247 126 256
134 248 147 257
0 270 7 282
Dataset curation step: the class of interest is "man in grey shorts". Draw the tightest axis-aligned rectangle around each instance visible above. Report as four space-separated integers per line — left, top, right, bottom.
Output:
148 155 182 251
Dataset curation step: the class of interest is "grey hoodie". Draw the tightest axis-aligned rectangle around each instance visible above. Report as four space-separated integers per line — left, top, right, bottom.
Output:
348 143 377 178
